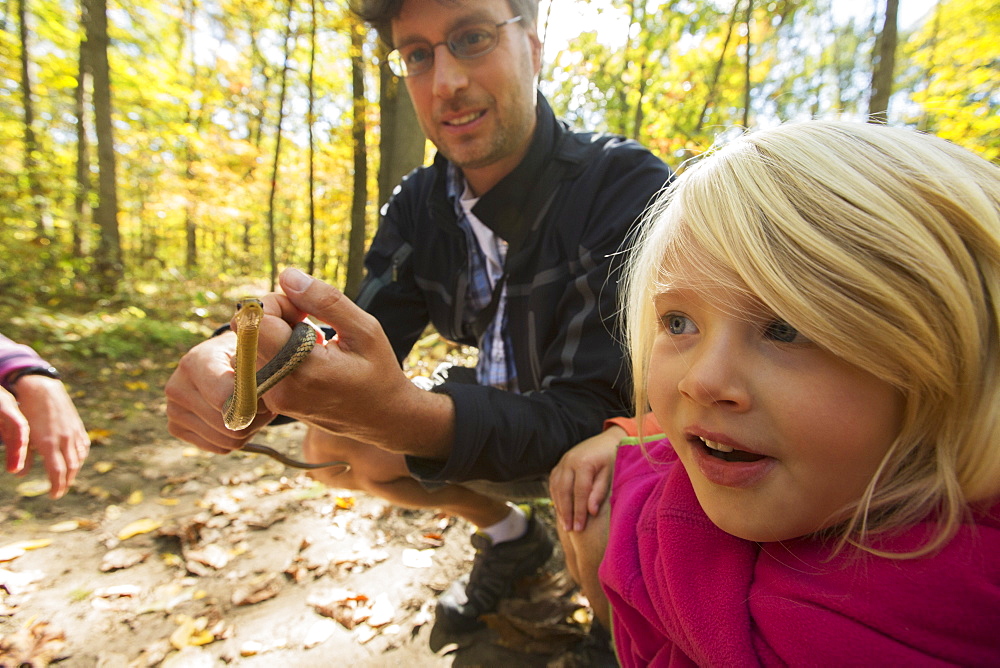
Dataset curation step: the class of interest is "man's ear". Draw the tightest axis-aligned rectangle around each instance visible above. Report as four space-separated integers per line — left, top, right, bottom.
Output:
528 30 542 74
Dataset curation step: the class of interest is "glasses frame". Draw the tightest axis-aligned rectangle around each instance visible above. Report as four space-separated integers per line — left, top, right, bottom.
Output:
386 15 523 78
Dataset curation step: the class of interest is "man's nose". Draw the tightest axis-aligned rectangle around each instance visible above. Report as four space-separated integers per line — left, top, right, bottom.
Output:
431 45 470 98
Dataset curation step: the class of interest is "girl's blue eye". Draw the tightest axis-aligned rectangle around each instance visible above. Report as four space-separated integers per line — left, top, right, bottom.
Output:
662 313 695 335
764 319 801 343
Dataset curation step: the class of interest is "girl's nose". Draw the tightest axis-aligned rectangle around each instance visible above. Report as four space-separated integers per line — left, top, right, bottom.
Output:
676 336 751 410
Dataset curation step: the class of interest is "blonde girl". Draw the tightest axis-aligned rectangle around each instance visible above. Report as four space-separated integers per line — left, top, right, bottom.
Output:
555 120 1000 665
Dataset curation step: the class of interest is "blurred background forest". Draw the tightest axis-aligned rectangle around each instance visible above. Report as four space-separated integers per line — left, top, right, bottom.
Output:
0 0 997 343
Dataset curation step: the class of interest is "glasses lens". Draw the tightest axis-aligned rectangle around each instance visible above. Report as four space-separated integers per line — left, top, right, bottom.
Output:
449 24 498 58
389 45 434 77
386 49 406 77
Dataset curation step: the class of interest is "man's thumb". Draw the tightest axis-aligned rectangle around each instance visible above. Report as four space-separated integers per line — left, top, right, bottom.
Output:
278 267 352 328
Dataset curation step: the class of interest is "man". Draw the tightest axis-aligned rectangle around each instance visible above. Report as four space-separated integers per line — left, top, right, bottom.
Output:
165 0 671 632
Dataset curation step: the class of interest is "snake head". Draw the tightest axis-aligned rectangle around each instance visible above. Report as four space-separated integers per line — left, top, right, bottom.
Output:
234 297 265 331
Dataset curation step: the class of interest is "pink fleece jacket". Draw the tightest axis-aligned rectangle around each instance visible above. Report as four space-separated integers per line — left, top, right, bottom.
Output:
601 439 1000 666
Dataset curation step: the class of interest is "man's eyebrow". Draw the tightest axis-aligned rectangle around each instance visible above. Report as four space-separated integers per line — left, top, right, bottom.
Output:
393 11 498 48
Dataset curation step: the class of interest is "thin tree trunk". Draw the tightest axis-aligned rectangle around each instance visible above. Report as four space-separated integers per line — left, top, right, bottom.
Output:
265 0 295 290
17 0 48 241
376 50 424 208
306 0 318 275
182 0 200 272
345 18 367 299
742 0 753 128
868 0 899 122
85 0 122 292
917 0 942 131
73 6 91 259
695 0 741 135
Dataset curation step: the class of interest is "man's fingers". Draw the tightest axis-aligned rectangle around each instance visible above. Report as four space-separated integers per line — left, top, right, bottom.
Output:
278 268 376 348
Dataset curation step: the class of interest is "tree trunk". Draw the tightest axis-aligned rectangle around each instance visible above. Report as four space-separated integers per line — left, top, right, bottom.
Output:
695 0 741 135
17 0 48 241
85 0 122 293
345 18 368 299
742 0 753 128
376 53 425 208
868 0 899 122
265 0 295 290
306 0 318 275
73 6 91 259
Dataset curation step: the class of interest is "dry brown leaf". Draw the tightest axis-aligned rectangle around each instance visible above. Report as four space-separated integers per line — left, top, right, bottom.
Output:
0 621 67 667
100 547 151 572
231 574 281 606
184 543 230 570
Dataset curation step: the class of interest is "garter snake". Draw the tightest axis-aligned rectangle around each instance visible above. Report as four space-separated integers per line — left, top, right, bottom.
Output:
222 297 349 472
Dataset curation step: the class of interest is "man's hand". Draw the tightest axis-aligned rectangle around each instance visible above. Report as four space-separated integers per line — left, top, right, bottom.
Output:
253 268 455 459
549 425 624 533
7 376 90 499
165 330 276 454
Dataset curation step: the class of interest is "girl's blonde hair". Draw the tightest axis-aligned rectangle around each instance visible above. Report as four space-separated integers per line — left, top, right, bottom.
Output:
626 121 1000 556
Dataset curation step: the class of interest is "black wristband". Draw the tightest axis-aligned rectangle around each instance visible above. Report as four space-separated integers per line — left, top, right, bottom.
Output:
7 365 61 385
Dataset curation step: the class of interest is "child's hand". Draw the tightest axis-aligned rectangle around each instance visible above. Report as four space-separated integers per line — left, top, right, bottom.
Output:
0 385 30 473
550 425 624 532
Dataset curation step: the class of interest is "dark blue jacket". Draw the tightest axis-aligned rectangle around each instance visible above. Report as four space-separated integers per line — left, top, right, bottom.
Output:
355 93 672 483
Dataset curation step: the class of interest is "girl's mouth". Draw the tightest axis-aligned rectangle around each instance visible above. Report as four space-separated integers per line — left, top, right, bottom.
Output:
698 436 766 463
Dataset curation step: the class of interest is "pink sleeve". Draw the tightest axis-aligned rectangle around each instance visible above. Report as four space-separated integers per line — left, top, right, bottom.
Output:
0 334 49 391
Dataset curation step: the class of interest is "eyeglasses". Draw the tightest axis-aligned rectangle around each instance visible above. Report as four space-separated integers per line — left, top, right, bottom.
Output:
386 16 523 78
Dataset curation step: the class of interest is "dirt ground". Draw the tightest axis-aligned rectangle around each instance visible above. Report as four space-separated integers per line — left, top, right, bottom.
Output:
0 374 612 667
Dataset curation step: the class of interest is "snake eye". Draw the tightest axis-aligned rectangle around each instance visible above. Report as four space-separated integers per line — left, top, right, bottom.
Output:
235 302 243 311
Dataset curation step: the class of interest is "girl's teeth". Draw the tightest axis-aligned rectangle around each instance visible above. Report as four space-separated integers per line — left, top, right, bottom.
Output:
701 437 734 453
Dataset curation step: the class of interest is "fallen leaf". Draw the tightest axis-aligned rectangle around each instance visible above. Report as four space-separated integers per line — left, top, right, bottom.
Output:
87 428 113 444
169 615 216 650
126 490 144 505
125 380 149 391
93 584 141 598
100 547 151 572
48 520 80 533
0 621 67 666
231 574 281 606
302 618 337 649
15 479 50 498
0 539 53 563
93 461 115 474
401 548 434 569
0 568 46 594
184 543 230 570
116 518 162 540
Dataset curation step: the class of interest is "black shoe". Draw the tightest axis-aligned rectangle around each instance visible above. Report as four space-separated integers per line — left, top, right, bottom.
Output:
436 508 554 632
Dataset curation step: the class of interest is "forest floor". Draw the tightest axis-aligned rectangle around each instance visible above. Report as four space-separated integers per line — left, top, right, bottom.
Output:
0 287 611 667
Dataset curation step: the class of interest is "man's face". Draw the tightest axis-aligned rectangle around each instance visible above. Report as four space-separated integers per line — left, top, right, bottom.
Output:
391 0 542 194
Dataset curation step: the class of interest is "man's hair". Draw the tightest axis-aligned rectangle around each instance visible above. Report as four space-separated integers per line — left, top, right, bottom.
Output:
625 120 1000 557
350 0 539 47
